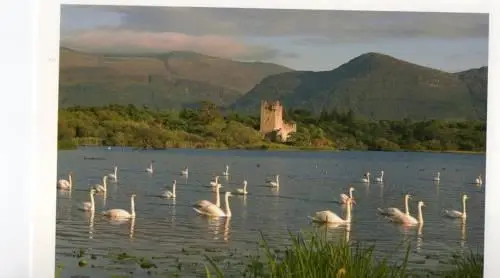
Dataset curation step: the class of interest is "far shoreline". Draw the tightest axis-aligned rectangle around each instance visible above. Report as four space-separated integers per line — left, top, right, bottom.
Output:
58 143 486 155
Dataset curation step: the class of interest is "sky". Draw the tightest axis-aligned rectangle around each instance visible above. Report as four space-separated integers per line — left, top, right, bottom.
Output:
60 5 489 72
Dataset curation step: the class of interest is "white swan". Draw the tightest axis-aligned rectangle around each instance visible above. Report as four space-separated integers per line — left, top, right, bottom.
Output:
377 194 412 217
443 194 469 219
94 176 108 193
195 180 222 208
361 172 370 183
375 170 384 183
80 189 96 212
340 186 355 204
209 176 222 187
385 200 425 226
309 197 354 224
161 180 177 199
146 162 154 174
108 166 118 182
103 194 136 219
233 180 248 195
193 192 233 217
181 166 189 176
57 171 73 190
222 165 229 176
434 172 440 182
93 176 108 193
267 174 280 187
474 174 482 185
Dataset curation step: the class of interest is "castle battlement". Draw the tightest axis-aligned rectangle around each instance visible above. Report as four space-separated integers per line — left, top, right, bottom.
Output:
261 100 282 111
259 100 296 142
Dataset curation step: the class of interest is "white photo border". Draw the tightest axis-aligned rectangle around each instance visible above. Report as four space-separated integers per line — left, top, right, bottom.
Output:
0 0 494 277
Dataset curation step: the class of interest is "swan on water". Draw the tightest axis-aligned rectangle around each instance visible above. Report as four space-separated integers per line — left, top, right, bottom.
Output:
193 192 233 217
161 180 177 199
222 165 229 176
93 176 108 193
233 180 248 195
375 170 384 183
195 180 222 208
146 161 154 174
340 186 355 204
267 174 280 187
361 172 371 183
209 176 222 187
443 194 469 219
474 174 482 185
377 193 412 217
181 166 189 176
79 189 96 212
434 172 441 182
57 171 73 190
103 194 136 219
308 197 354 224
108 166 118 182
382 200 425 226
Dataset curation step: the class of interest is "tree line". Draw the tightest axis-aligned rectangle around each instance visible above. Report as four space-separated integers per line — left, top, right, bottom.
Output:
57 102 486 153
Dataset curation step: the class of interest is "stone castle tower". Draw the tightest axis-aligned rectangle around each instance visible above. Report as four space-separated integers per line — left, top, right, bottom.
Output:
259 100 297 142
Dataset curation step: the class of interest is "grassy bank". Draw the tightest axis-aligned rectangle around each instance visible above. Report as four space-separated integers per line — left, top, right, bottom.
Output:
204 231 483 278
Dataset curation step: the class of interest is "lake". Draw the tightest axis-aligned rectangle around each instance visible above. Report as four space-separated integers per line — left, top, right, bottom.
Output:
55 147 485 277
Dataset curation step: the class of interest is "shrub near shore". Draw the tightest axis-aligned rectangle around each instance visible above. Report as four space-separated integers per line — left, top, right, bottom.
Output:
57 103 486 154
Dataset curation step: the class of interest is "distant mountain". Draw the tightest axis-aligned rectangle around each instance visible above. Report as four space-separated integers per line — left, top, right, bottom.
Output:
454 66 488 120
58 47 293 109
230 52 488 121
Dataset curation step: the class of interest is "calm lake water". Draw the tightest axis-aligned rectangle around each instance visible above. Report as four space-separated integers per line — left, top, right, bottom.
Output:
56 147 485 277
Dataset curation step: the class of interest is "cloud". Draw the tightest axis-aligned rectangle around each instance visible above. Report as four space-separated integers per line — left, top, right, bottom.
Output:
61 5 489 43
61 29 291 61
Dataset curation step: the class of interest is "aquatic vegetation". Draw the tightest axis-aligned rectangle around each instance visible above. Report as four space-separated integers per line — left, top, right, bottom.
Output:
54 235 482 277
204 231 483 278
55 263 63 278
78 259 88 267
437 250 483 278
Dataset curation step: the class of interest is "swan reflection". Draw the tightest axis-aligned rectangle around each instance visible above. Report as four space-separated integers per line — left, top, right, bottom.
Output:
416 223 423 253
101 191 107 207
129 217 136 239
169 199 176 227
88 211 95 239
239 195 248 207
57 189 72 199
207 217 231 242
398 225 413 246
460 220 467 249
56 196 72 219
344 223 351 243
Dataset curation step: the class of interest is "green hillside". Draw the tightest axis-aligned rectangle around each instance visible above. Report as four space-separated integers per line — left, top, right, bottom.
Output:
454 66 488 120
230 53 487 120
58 47 293 109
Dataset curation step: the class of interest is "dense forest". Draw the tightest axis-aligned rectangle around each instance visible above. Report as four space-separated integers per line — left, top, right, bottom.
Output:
57 102 486 153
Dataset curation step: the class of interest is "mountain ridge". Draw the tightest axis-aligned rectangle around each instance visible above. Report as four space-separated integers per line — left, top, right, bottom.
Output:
229 52 487 120
58 47 487 120
58 46 294 109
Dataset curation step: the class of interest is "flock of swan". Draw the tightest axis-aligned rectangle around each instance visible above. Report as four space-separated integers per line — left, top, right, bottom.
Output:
56 161 482 233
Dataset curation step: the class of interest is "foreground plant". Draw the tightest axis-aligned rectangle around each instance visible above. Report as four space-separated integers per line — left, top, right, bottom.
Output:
204 230 483 278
